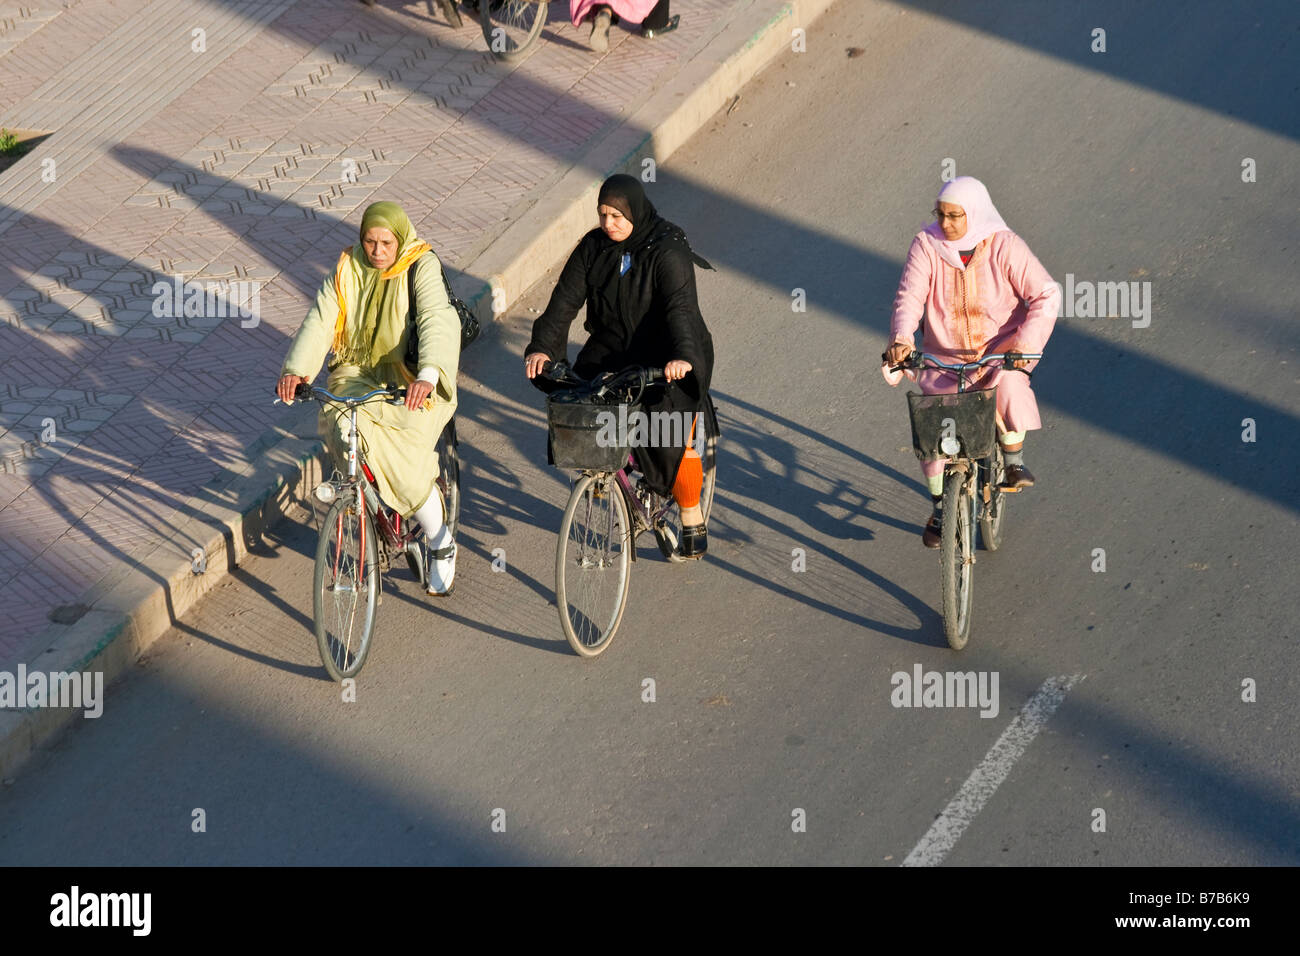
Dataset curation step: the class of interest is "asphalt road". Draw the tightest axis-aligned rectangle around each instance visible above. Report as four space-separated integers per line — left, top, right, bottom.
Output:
1 0 1296 866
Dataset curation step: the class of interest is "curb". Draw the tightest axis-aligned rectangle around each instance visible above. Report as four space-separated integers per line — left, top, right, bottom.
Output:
0 0 836 782
1 429 326 780
458 0 837 322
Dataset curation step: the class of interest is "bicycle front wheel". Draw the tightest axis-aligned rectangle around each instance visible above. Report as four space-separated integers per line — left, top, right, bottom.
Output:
556 473 632 657
480 0 548 60
314 492 379 680
940 470 974 650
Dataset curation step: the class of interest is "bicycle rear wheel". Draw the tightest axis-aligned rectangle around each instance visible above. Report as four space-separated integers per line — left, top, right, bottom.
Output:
479 0 548 60
556 473 632 657
940 470 974 650
655 395 720 562
314 492 379 680
978 444 1006 551
435 421 461 540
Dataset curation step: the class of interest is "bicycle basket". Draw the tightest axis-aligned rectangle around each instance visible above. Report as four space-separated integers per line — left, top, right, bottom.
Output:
547 392 633 472
907 387 998 460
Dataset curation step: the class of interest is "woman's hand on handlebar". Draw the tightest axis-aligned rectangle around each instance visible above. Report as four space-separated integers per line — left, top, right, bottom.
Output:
1003 349 1030 369
277 373 308 403
524 352 550 379
405 378 434 411
882 342 913 368
664 359 693 383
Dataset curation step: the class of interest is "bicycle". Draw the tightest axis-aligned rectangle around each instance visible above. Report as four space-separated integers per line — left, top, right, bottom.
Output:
462 0 550 60
277 383 461 681
540 361 719 657
890 351 1043 651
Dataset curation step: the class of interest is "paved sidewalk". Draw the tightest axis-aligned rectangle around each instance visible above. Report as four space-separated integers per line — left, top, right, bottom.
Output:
0 0 768 661
0 0 839 772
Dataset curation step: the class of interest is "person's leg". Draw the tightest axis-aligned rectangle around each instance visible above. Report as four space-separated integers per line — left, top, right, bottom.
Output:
991 370 1039 489
642 0 670 29
411 481 456 595
641 0 678 36
672 415 706 557
920 459 944 548
588 3 612 51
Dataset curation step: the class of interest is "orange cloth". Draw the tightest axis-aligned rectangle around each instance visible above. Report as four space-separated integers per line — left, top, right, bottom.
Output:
672 414 702 508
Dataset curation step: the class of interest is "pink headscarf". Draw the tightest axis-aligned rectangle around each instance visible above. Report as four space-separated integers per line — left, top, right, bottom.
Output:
923 176 1008 270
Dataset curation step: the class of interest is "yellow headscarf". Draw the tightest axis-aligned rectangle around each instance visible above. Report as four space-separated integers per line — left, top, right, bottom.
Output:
330 201 431 382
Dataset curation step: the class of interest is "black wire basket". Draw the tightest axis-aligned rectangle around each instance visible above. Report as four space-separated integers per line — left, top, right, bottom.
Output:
547 392 633 472
907 387 998 460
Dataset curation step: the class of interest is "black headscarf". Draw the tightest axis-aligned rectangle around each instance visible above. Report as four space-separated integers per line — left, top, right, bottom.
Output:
590 175 712 326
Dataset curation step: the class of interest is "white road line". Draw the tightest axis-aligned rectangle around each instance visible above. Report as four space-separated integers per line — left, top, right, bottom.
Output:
902 673 1086 867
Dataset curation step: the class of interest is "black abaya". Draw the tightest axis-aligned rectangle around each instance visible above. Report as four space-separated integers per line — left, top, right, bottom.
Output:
526 177 715 495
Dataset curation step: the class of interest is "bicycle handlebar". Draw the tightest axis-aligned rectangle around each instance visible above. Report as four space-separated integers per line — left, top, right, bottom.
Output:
888 351 1044 374
275 383 407 405
539 361 666 400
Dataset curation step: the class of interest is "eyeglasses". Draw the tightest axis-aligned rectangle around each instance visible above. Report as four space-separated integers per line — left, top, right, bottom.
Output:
932 209 966 222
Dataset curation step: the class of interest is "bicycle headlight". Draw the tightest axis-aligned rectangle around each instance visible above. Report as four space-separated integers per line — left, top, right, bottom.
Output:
313 482 337 504
940 436 961 456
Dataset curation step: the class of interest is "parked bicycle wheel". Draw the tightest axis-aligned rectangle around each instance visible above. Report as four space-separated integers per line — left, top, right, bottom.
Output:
556 473 632 657
314 492 379 680
940 470 974 650
979 444 1006 551
654 395 720 562
478 0 548 60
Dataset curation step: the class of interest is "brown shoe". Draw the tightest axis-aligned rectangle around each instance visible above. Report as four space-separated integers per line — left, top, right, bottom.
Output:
922 510 942 549
1000 463 1035 491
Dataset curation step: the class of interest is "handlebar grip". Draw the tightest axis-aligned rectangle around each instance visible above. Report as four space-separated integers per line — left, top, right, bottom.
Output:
645 368 666 383
886 351 919 373
293 382 311 399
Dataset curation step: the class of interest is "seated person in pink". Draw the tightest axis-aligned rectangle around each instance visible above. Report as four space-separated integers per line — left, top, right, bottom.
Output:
883 176 1060 548
572 0 679 52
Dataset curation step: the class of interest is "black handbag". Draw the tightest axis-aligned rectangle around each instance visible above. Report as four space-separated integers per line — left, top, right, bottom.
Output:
405 253 481 373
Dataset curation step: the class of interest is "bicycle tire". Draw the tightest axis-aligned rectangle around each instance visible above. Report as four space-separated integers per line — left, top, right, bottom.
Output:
479 0 548 60
698 394 720 525
656 394 720 562
940 470 974 650
978 444 1006 551
435 422 461 540
556 472 632 657
314 492 379 681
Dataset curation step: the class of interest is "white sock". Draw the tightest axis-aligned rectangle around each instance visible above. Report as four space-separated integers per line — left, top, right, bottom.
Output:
412 486 451 549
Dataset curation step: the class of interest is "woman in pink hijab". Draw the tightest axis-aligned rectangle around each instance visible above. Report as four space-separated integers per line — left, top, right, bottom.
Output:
883 176 1060 548
572 0 678 52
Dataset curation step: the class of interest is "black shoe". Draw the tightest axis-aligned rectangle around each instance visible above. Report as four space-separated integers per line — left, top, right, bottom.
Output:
680 523 707 558
641 14 679 39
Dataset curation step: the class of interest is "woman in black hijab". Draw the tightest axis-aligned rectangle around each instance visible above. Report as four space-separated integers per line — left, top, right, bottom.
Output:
525 174 715 556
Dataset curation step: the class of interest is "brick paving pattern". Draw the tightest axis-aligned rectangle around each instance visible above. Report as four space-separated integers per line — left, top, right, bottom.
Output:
0 0 746 660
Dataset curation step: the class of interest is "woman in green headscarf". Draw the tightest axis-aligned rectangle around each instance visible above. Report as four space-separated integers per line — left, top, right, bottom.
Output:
277 201 462 593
